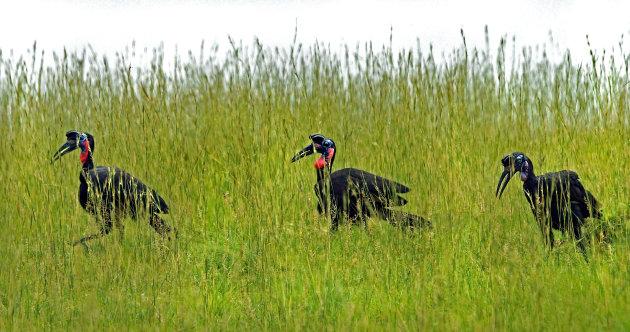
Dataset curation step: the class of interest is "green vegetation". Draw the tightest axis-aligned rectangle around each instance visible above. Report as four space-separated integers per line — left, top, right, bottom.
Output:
1 31 630 330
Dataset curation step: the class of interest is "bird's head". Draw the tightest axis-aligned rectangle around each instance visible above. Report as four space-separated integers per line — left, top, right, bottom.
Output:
291 133 336 170
51 130 95 165
496 152 532 199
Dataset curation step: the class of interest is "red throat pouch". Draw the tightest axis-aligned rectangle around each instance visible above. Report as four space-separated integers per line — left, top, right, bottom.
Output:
520 171 528 182
314 148 335 169
314 157 326 169
326 148 334 163
80 141 90 163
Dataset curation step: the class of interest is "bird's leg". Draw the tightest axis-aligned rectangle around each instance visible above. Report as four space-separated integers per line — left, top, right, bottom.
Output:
547 225 555 250
576 239 589 262
538 217 554 251
346 200 367 231
114 211 125 244
570 224 589 262
348 212 367 231
73 220 113 248
73 205 113 248
149 214 174 240
329 216 339 233
328 202 340 233
570 207 589 262
353 199 368 230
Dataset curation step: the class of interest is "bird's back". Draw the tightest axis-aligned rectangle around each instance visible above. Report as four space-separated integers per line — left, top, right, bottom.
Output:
536 170 600 218
326 168 410 206
83 166 169 215
334 168 410 191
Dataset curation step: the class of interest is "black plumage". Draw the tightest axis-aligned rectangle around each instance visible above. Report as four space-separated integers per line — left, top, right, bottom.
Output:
52 130 175 247
292 134 430 231
496 152 601 260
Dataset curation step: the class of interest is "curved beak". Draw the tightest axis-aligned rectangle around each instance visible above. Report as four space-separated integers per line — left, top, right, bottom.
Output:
495 168 514 199
291 143 314 162
51 140 77 163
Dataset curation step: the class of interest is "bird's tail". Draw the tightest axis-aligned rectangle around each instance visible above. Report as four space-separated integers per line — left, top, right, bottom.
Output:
137 189 169 215
381 209 431 230
155 194 169 214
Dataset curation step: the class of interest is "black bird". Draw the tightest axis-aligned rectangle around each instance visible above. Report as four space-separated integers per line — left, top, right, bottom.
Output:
291 133 430 231
51 130 175 247
496 152 601 260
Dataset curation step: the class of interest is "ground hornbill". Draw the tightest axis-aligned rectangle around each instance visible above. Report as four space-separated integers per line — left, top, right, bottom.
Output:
496 152 601 260
291 133 430 231
51 130 175 247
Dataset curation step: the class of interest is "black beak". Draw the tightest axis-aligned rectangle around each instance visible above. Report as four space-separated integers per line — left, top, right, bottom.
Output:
291 143 314 162
51 140 78 164
495 168 514 199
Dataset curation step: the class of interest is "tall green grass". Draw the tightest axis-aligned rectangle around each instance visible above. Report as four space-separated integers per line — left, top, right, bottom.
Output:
1 31 630 330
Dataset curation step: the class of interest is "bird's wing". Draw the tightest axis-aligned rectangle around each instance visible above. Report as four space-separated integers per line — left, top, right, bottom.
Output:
333 168 410 207
346 168 411 193
538 170 597 218
566 170 600 218
120 169 169 214
86 167 117 203
91 166 169 214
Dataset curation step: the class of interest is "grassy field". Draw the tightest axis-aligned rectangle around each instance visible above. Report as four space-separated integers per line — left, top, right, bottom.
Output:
1 33 630 330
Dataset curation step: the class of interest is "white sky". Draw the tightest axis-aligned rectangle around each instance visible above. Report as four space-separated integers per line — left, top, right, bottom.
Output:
1 0 629 65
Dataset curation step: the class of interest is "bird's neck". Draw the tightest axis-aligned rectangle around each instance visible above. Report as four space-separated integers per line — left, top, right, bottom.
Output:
81 152 94 171
316 165 332 183
522 171 538 193
316 168 324 184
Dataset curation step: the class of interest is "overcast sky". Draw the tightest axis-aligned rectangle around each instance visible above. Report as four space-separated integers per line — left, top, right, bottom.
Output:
1 0 629 65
